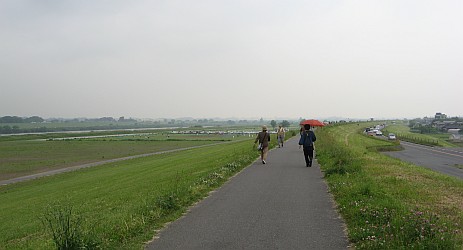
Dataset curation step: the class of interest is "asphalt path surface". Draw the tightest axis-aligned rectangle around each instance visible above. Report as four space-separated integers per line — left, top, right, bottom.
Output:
146 137 348 250
383 141 463 179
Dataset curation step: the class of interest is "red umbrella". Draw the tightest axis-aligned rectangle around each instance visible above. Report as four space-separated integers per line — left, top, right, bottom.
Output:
300 119 325 127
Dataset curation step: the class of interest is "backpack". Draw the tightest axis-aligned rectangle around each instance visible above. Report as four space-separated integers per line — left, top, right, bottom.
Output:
299 131 315 148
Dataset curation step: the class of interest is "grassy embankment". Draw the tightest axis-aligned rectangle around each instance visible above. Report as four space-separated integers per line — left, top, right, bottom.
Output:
316 123 463 249
0 133 245 181
0 131 287 249
383 124 456 147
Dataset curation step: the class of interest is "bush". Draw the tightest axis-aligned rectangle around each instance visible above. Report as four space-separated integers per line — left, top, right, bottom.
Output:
156 192 181 212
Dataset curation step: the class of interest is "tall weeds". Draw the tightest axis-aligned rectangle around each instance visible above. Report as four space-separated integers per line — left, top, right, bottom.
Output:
41 203 98 249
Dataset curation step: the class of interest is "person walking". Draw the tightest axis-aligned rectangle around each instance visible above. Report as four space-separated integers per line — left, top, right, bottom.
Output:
277 125 285 148
255 125 270 164
298 124 317 167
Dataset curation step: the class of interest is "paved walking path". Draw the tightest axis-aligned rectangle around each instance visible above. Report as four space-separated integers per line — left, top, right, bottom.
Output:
146 137 349 249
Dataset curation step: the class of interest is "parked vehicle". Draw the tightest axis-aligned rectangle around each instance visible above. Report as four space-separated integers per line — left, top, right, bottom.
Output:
388 133 396 140
367 130 376 136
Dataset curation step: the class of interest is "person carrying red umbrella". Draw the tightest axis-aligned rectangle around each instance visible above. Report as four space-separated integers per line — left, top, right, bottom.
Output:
299 119 325 127
298 124 317 167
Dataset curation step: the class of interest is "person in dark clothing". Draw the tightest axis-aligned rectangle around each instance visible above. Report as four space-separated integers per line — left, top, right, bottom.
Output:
298 124 317 167
254 125 270 164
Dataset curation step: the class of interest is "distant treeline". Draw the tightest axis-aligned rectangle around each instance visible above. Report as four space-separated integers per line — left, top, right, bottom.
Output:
0 116 139 134
0 116 138 124
0 124 159 134
0 116 44 123
0 115 298 134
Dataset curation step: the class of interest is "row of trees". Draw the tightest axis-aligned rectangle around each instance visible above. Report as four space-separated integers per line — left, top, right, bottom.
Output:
270 120 291 130
0 116 44 123
409 124 438 134
1 116 297 126
0 115 299 134
0 116 140 124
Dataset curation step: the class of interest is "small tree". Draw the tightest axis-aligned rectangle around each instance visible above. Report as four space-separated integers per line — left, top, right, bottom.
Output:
270 120 277 130
281 120 290 128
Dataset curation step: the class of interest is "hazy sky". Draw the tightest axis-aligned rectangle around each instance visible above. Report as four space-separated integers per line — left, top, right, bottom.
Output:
1 1 462 120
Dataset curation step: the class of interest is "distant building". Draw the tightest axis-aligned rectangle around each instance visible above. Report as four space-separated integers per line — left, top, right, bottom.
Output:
433 120 463 132
435 112 447 119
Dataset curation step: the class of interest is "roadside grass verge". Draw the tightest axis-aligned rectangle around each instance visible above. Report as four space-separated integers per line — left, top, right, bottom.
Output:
0 132 284 249
317 123 463 249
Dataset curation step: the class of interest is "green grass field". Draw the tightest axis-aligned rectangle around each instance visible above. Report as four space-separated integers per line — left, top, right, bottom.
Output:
0 133 247 181
4 122 461 249
0 126 285 249
317 123 463 249
0 137 267 249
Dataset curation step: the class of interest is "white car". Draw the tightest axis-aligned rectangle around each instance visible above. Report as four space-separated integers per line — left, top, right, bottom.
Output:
388 133 396 140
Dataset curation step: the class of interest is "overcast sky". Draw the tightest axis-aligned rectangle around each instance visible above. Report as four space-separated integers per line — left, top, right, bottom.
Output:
1 1 462 120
